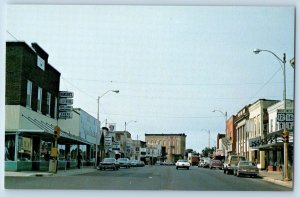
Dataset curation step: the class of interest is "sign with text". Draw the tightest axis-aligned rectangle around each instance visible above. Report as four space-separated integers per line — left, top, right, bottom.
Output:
277 109 294 122
59 91 74 98
59 98 73 105
59 105 73 111
58 112 73 119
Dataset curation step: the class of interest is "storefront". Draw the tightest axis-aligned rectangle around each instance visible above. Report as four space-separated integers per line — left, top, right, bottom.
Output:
5 122 92 172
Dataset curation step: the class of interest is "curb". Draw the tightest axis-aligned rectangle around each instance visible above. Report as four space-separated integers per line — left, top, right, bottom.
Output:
261 176 293 189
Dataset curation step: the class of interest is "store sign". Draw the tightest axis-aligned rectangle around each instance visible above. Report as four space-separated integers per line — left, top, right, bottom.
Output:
58 91 74 119
277 109 294 122
112 142 120 150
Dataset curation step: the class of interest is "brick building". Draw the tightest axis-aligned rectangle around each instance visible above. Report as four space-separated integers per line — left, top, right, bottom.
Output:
145 133 186 163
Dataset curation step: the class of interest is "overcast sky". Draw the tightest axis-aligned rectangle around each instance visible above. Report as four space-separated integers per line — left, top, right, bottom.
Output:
6 5 295 152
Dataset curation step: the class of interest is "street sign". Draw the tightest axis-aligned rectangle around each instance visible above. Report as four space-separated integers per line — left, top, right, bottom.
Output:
59 105 73 111
277 109 294 122
59 91 74 98
59 98 73 105
278 122 294 130
58 112 73 119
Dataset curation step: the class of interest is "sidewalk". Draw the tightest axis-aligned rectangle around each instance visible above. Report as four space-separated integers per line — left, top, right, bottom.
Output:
5 166 97 177
259 170 293 189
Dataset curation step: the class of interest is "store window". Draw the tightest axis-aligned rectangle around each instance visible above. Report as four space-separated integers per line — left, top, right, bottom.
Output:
18 136 32 161
70 145 77 160
58 144 66 160
5 135 15 161
40 140 51 161
79 145 87 161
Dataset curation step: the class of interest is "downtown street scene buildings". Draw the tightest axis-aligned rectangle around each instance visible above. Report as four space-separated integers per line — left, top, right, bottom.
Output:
4 41 294 178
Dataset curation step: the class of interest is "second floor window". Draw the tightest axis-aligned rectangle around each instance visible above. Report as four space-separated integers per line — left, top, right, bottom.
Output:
37 87 42 112
26 80 32 108
47 92 51 116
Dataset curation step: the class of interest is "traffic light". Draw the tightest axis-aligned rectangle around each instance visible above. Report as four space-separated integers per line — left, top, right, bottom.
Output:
282 130 289 143
54 126 61 138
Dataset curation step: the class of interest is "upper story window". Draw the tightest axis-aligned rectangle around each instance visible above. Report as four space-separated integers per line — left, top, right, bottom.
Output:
26 80 32 108
37 87 42 112
37 55 45 70
54 97 58 119
46 92 51 116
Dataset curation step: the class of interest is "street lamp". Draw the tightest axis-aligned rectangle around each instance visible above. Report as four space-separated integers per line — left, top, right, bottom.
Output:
125 120 137 131
201 129 211 148
253 48 289 181
95 90 119 168
212 109 227 133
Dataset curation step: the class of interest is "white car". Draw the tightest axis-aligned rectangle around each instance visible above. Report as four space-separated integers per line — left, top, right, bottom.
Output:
176 159 190 170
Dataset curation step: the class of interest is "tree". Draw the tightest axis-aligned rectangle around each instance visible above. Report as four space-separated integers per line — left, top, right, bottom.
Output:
201 147 216 157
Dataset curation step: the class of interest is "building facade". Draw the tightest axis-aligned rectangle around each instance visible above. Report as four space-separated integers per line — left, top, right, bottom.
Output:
235 105 251 159
145 133 186 163
5 42 91 171
247 99 279 169
226 115 237 155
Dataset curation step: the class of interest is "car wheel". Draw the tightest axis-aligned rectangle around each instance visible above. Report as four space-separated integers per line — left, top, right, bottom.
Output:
233 170 237 176
187 167 189 170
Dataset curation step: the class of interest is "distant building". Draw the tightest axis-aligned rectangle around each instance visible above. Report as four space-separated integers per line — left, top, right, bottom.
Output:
226 115 237 155
145 133 186 163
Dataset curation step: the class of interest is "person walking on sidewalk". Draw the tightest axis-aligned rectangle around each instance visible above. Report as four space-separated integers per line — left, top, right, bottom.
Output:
77 152 83 169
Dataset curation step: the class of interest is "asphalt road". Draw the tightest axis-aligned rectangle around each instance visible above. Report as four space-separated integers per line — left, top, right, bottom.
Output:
5 166 291 191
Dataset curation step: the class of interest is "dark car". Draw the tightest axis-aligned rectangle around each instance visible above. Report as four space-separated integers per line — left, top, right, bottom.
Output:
234 161 259 177
117 158 131 168
97 158 120 171
209 159 223 170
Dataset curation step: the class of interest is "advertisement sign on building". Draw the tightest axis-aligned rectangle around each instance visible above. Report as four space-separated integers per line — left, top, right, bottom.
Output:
58 91 74 119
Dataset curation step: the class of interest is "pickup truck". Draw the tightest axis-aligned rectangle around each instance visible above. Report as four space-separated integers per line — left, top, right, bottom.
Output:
223 155 246 175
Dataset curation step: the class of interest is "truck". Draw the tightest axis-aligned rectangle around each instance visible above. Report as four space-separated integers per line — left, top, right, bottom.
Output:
187 153 200 166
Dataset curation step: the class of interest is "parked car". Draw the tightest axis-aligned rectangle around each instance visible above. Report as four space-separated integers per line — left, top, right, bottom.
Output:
138 160 145 167
175 159 190 170
117 158 131 168
202 157 211 168
223 155 246 175
98 158 120 171
209 159 223 170
130 160 139 167
234 161 259 177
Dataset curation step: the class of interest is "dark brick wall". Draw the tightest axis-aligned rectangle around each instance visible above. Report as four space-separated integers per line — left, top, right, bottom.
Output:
6 42 61 118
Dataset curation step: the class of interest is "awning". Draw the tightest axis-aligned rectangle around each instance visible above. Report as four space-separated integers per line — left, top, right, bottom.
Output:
13 114 93 145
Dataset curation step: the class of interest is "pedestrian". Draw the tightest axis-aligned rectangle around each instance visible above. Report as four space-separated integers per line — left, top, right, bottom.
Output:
77 152 83 169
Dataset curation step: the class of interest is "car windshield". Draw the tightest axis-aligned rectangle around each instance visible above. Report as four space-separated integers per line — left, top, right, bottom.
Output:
103 158 115 162
177 160 188 162
240 161 256 166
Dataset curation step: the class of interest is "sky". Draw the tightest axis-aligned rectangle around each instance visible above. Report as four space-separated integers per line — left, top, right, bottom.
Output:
5 5 295 152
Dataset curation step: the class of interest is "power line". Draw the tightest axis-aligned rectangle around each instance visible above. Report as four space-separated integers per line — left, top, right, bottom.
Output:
6 30 18 41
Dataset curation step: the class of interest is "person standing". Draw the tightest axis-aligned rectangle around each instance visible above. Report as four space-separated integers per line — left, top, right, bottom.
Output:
77 152 83 169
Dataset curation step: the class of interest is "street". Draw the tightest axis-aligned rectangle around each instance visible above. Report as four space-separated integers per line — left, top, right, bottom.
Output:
5 166 291 191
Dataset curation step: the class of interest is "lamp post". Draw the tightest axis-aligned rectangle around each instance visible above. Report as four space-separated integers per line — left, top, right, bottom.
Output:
201 129 211 148
95 90 119 168
124 120 137 131
213 109 228 156
253 48 289 181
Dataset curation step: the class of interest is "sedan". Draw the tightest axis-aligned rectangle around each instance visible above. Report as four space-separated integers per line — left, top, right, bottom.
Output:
98 158 120 171
234 161 259 177
175 159 190 170
209 159 223 170
117 158 131 168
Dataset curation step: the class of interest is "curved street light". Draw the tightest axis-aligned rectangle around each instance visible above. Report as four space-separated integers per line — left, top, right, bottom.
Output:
201 129 211 149
124 120 137 131
212 109 227 132
253 48 289 181
95 90 119 168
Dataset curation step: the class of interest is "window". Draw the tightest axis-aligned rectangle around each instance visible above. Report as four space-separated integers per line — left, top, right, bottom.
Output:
37 55 45 70
26 80 32 108
47 92 51 116
54 97 58 119
37 87 42 112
